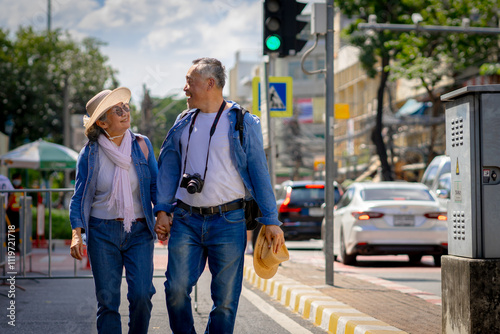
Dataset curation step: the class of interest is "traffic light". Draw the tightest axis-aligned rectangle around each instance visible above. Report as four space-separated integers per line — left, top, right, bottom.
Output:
263 0 308 57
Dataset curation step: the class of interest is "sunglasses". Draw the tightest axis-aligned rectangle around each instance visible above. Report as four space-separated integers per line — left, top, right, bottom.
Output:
109 103 130 117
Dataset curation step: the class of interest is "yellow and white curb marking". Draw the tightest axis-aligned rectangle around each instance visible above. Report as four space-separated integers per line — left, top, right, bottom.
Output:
243 265 408 334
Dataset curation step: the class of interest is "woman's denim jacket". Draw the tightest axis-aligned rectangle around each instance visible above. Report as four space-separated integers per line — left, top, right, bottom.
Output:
155 101 281 226
69 132 158 237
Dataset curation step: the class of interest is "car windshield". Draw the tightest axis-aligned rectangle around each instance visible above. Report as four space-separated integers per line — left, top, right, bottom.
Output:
290 187 324 202
361 188 434 201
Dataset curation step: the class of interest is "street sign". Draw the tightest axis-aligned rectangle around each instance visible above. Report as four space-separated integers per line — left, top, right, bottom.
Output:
252 76 293 117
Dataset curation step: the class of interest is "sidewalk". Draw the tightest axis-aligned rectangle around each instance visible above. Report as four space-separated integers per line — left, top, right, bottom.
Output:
243 254 441 334
2 244 441 334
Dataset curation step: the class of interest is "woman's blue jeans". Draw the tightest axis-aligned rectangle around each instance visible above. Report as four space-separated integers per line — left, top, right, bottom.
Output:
87 217 156 334
165 206 247 334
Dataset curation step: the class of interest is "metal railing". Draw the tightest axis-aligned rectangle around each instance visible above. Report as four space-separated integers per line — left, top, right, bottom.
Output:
0 188 95 279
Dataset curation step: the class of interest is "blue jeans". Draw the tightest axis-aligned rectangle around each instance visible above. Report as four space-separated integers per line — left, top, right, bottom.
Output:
87 217 156 334
165 206 247 334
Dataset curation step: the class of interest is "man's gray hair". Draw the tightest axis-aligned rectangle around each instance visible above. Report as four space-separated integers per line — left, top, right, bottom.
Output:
192 57 226 89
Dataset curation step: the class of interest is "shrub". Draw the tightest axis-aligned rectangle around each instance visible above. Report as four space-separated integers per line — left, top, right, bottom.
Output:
32 208 72 240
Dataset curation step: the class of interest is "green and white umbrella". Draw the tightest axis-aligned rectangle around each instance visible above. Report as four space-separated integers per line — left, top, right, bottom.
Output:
0 139 79 170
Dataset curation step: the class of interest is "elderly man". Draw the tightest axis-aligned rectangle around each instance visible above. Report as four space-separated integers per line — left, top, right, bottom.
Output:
154 57 284 333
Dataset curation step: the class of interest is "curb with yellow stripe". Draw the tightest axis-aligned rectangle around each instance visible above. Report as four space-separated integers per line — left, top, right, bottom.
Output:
243 264 408 334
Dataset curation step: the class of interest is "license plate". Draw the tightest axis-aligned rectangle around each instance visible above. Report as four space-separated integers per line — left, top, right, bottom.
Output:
308 208 323 217
394 215 414 226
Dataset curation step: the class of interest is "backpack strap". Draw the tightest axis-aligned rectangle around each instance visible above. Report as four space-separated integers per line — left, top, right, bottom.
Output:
136 136 149 160
236 107 248 146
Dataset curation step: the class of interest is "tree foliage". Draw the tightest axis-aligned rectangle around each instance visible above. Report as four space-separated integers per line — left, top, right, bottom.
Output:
388 0 499 161
336 0 499 175
389 0 499 93
0 27 118 148
131 92 186 158
335 0 423 180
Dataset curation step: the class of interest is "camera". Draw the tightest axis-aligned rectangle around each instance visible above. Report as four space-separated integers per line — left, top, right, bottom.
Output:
180 173 205 194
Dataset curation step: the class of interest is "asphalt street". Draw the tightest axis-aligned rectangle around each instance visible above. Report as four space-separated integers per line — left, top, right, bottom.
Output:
0 245 325 334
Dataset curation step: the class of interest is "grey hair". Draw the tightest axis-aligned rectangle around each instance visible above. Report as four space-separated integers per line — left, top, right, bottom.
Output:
85 113 108 142
192 57 226 89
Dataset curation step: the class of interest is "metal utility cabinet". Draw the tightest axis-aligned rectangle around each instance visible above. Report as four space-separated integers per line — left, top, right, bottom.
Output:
442 84 500 259
441 85 500 334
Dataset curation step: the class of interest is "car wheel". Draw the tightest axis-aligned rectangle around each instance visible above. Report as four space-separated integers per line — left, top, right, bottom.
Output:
340 229 356 265
433 255 442 267
408 254 422 264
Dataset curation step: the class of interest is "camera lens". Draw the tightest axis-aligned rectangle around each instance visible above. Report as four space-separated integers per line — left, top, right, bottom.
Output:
186 179 200 194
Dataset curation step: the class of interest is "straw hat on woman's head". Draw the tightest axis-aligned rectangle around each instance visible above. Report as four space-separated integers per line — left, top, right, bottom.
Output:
83 87 131 130
253 226 289 279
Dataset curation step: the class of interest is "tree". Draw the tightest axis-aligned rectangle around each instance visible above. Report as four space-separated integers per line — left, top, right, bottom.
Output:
335 0 423 181
133 91 186 157
388 0 500 163
0 27 117 148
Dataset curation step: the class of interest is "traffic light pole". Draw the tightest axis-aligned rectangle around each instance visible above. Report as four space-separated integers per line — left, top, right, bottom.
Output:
264 56 276 190
324 0 335 286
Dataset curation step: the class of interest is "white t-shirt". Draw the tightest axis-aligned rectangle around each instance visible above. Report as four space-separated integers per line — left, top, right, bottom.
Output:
176 107 246 207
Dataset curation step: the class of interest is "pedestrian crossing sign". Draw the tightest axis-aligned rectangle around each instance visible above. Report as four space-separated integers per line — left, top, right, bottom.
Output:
252 76 293 117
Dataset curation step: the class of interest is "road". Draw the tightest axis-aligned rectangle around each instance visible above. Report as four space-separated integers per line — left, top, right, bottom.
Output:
152 246 327 334
1 240 441 333
1 245 327 334
285 239 442 298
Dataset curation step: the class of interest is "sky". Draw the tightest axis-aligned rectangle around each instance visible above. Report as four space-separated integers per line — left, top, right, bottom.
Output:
1 0 317 104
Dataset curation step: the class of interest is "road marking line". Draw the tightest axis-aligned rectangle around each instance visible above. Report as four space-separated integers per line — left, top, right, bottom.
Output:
241 286 313 334
343 272 442 305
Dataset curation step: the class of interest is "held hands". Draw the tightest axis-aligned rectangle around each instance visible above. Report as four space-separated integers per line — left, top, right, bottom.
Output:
70 228 84 260
154 211 172 241
265 225 285 254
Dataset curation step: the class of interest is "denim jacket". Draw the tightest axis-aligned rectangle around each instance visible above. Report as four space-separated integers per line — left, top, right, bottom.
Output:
155 101 281 226
69 132 158 236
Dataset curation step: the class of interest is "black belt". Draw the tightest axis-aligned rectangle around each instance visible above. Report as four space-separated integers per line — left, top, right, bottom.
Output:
116 218 146 222
176 199 244 215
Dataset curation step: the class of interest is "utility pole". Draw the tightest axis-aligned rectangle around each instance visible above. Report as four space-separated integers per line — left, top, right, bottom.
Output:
141 84 153 139
47 0 51 32
62 75 71 188
261 56 275 190
324 0 335 286
299 1 335 285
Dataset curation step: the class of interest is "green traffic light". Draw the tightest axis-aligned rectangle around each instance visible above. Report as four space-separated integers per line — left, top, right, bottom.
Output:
265 35 281 51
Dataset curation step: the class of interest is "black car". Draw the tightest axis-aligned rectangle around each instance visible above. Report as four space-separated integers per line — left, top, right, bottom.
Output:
276 180 343 240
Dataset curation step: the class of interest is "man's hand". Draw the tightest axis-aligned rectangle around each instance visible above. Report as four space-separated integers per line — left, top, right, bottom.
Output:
70 228 84 260
155 211 172 241
265 225 285 254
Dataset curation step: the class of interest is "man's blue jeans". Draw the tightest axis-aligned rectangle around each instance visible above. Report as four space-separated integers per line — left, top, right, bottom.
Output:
165 206 247 334
87 217 156 334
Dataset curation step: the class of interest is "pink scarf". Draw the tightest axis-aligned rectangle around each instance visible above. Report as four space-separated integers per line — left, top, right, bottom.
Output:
97 130 134 232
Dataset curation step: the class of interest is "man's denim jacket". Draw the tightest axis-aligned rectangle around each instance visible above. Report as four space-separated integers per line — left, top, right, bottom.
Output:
69 133 158 236
155 101 281 226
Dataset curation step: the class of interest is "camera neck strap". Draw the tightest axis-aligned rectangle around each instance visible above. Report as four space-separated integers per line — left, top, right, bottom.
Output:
182 100 227 180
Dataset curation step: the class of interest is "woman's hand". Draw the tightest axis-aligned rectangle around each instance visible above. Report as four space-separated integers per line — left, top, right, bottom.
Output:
155 211 172 241
70 228 84 260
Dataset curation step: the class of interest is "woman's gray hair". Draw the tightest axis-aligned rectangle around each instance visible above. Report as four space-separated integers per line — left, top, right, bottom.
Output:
85 113 108 141
192 57 226 89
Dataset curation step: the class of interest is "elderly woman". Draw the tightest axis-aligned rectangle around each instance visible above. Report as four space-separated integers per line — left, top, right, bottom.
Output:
69 87 158 334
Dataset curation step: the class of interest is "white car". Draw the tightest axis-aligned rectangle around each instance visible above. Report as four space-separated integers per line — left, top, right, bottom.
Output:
331 182 448 266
